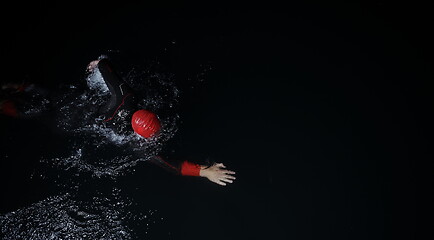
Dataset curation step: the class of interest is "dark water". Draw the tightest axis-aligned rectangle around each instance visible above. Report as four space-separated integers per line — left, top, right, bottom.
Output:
1 2 433 240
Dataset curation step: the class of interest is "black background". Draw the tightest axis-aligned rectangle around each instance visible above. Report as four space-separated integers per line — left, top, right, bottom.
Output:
1 1 433 239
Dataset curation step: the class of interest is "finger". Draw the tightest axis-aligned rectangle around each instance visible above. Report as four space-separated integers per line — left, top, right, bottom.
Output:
214 179 226 186
223 170 236 175
224 175 236 180
221 178 233 183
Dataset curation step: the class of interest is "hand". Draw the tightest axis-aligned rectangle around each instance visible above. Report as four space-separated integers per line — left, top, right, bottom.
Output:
200 163 236 186
86 60 100 73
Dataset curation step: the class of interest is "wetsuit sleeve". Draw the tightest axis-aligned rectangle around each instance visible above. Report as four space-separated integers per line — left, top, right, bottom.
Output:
96 58 136 121
97 59 128 96
148 156 201 176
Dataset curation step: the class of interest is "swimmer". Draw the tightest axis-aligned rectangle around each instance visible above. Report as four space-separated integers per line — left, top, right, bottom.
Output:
87 57 236 186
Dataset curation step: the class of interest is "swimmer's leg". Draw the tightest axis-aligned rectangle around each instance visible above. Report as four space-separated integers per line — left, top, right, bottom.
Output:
0 83 52 119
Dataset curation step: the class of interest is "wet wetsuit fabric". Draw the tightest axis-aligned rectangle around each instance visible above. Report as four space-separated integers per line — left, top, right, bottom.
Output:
180 161 201 176
97 59 136 122
97 59 201 177
149 156 201 176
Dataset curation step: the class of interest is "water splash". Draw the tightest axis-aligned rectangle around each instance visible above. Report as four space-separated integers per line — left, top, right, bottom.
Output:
1 57 186 239
0 188 164 240
47 64 180 179
85 69 110 96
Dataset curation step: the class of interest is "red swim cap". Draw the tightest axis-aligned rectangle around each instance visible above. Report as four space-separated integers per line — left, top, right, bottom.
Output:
131 109 161 138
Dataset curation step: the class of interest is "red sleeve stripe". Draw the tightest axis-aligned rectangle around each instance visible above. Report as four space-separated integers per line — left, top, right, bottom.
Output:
180 161 201 176
103 93 133 122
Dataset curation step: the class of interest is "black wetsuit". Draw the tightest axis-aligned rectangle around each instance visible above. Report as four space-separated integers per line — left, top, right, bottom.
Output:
96 59 136 122
96 58 201 176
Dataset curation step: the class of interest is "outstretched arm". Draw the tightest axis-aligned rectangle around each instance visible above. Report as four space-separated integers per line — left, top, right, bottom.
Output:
149 156 236 186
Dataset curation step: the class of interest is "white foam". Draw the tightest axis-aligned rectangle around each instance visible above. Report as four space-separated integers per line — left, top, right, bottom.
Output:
86 70 109 95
